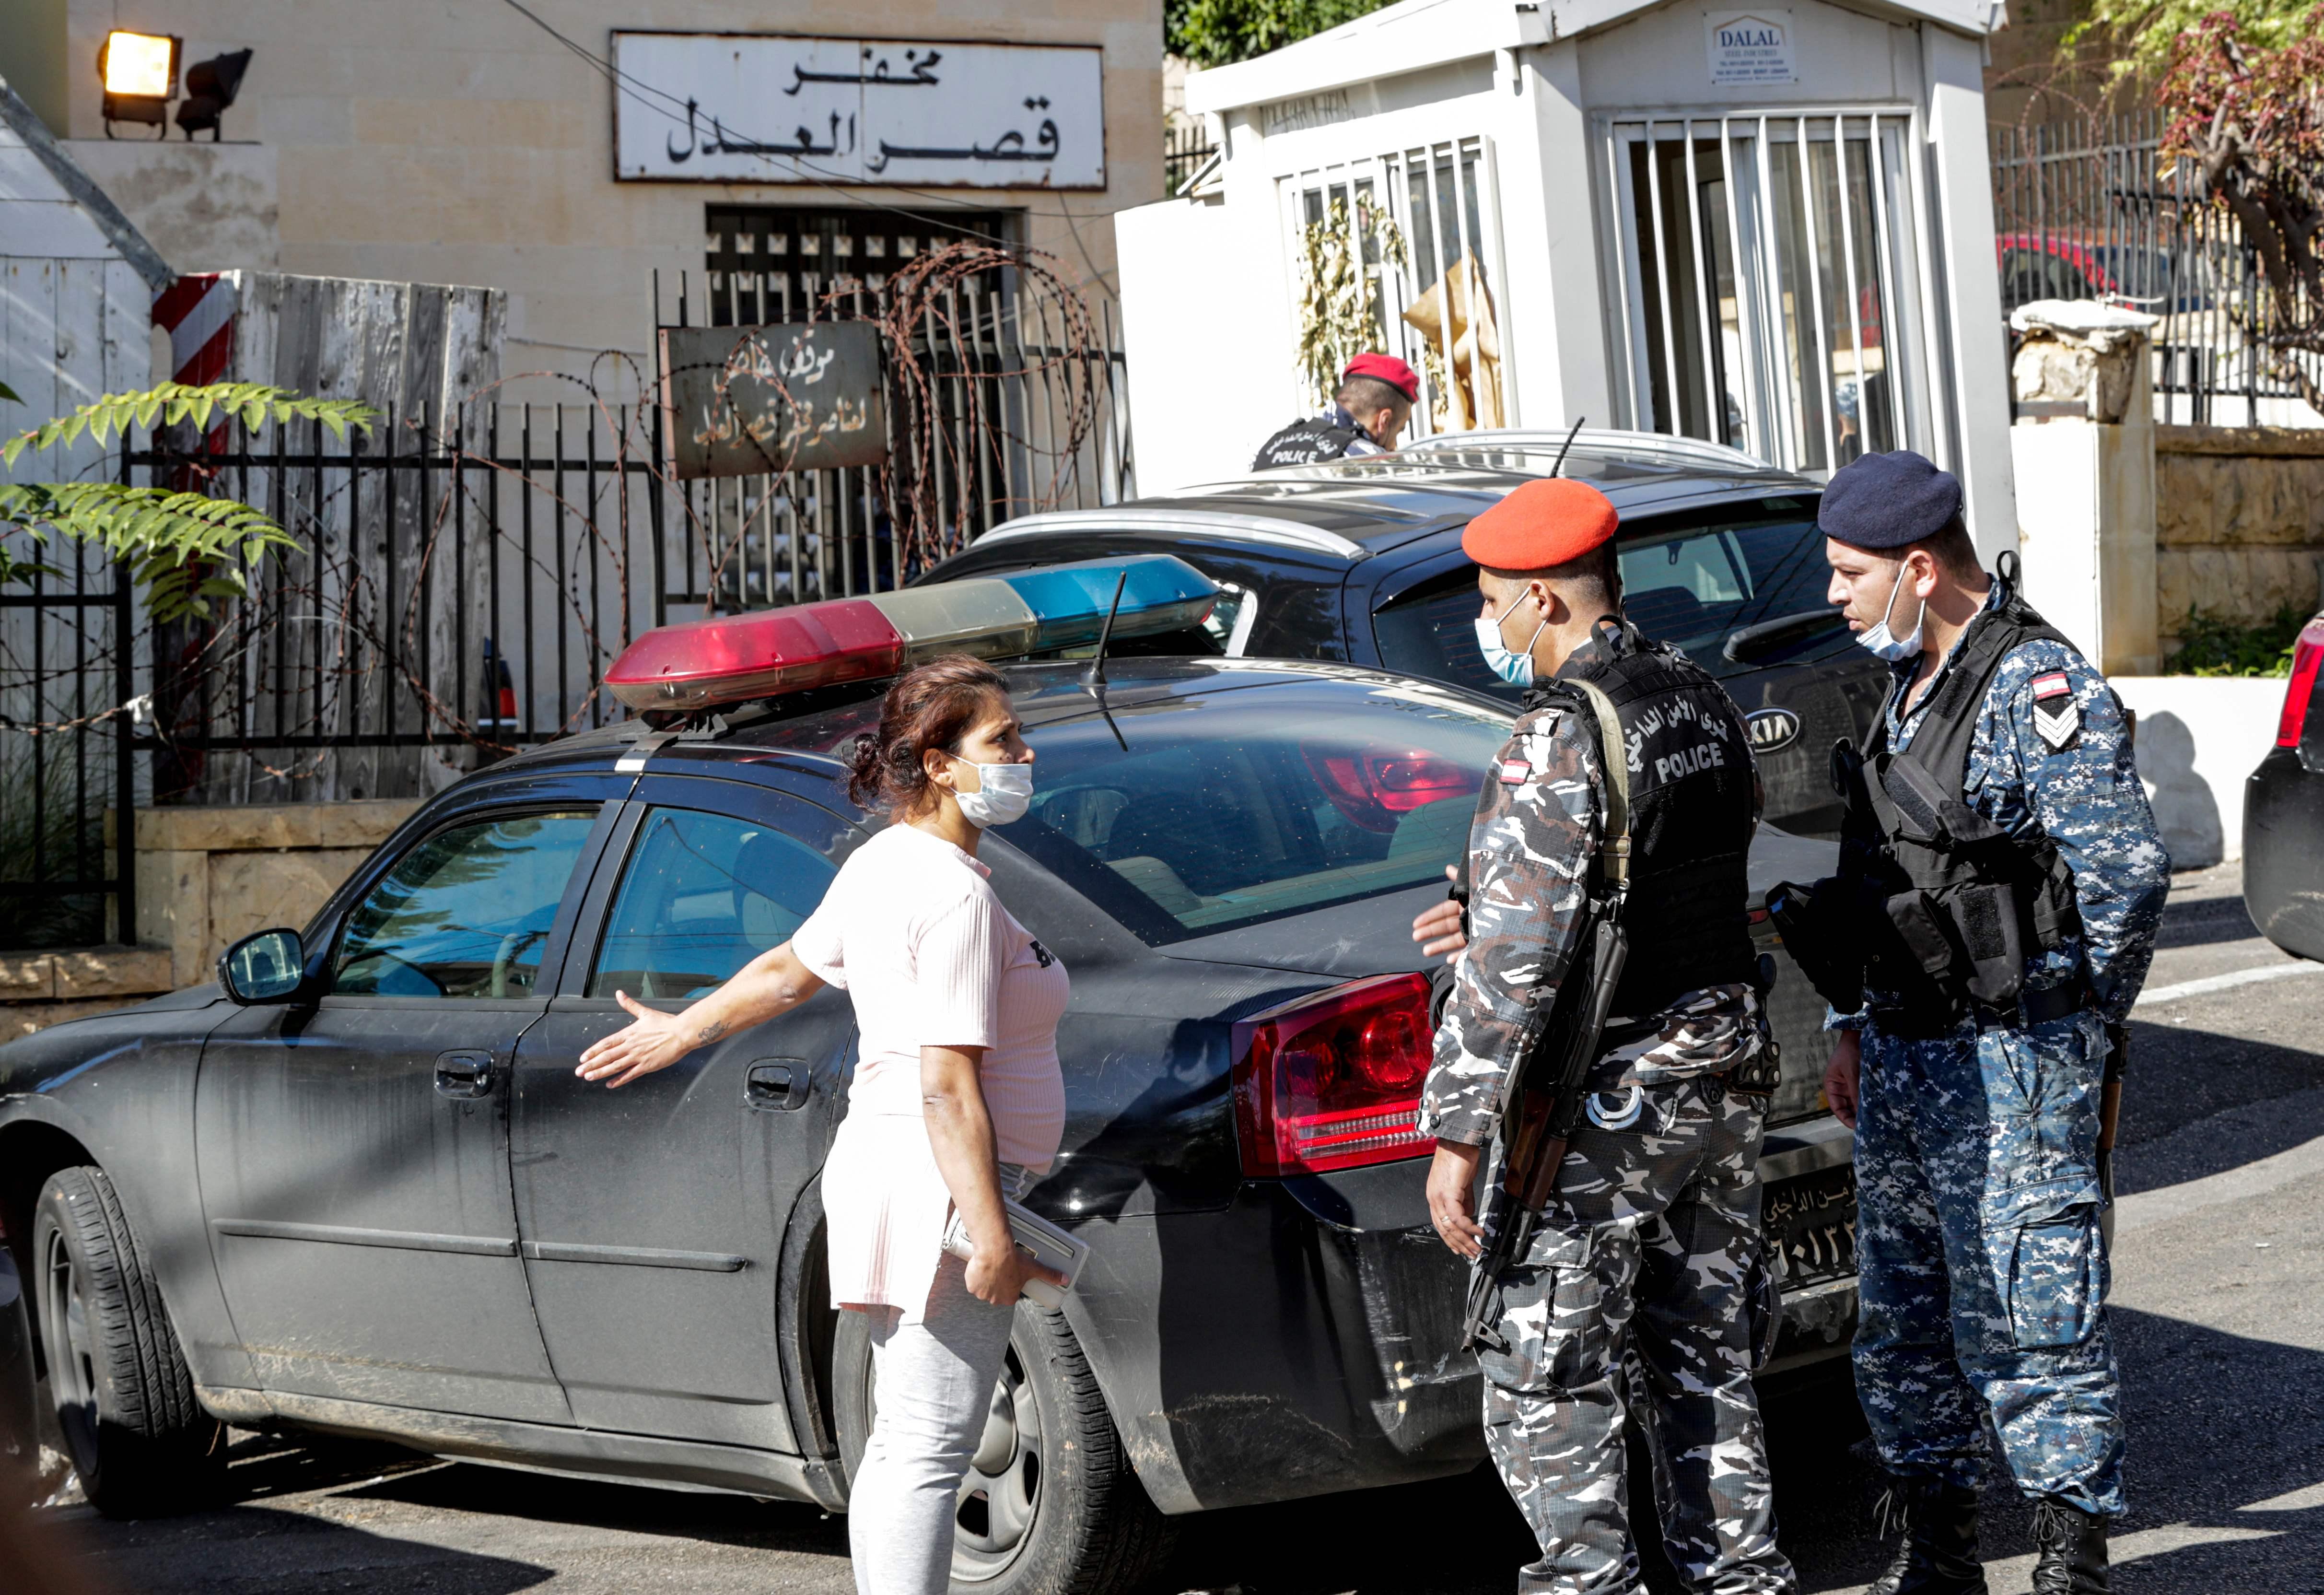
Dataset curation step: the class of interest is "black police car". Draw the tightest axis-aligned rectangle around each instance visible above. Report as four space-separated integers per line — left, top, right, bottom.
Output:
926 428 1889 839
0 555 1855 1595
2245 610 2324 960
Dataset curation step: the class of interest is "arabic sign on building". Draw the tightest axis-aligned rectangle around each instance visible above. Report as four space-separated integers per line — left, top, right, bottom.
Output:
1705 11 1796 84
660 321 888 480
612 32 1105 190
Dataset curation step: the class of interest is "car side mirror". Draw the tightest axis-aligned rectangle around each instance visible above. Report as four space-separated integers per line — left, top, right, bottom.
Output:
219 928 307 1005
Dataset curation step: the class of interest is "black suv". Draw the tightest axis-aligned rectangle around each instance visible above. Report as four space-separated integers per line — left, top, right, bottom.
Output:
927 429 1888 838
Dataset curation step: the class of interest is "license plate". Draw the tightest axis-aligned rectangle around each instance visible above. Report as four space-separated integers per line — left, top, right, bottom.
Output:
1763 1161 1857 1289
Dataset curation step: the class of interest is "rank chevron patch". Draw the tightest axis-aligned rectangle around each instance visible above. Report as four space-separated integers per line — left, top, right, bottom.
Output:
2032 697 2081 751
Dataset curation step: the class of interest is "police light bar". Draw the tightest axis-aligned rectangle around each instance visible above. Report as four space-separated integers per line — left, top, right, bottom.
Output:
605 556 1219 712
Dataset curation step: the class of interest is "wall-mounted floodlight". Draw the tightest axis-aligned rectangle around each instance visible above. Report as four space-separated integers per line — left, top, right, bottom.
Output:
176 48 252 140
99 29 180 137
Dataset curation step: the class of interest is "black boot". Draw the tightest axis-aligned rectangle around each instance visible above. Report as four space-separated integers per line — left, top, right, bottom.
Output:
1867 1474 1987 1595
2030 1496 2110 1594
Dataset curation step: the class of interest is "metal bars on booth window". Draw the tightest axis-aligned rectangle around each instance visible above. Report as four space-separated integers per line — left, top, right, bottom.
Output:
1283 136 1510 437
1603 110 1936 478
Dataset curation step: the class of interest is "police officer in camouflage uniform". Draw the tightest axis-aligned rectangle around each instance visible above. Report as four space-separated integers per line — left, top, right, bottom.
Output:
1413 477 1796 1595
1806 452 2169 1595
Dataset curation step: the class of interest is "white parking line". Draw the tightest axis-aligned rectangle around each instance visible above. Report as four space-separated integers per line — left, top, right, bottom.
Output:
2134 961 2324 1009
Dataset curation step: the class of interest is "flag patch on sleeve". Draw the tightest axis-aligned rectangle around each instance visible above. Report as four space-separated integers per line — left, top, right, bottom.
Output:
2031 671 2072 701
1499 760 1532 785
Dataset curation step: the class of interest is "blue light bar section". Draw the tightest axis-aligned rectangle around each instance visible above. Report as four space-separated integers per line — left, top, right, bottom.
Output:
999 556 1220 651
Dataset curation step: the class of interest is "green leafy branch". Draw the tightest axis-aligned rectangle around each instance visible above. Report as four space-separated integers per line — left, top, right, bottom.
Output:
1294 197 1409 405
2 382 379 622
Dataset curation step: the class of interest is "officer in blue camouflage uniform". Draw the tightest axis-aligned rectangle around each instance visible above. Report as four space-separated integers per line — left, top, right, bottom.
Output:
1414 478 1796 1595
1809 452 2169 1595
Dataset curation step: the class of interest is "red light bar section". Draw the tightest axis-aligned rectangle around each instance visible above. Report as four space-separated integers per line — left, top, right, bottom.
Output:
605 598 902 711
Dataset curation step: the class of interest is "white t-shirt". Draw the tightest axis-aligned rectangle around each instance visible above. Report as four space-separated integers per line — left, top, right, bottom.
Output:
791 822 1069 1316
791 821 1068 1164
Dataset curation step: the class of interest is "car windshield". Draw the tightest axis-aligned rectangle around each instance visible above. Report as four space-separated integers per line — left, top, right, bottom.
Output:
1372 504 1845 697
1001 679 1508 944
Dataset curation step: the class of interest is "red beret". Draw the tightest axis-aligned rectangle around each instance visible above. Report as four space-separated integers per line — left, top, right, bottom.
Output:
1342 352 1419 403
1462 479 1620 571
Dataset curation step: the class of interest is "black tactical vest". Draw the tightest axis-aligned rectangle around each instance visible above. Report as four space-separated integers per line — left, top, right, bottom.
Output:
1836 584 2085 1034
1252 416 1364 470
1531 620 1759 1017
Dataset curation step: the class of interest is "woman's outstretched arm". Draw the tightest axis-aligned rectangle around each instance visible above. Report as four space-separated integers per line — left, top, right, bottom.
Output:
577 941 825 1089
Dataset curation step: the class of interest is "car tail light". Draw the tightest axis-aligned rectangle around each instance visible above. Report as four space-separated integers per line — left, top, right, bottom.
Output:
1304 745 1480 833
2277 619 2324 748
1232 973 1436 1176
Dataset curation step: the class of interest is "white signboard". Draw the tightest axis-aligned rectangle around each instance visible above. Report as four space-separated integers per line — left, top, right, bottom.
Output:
1705 11 1797 85
612 32 1105 190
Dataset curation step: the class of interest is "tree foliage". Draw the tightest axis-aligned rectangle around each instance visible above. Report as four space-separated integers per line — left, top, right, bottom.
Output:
1168 0 1398 68
2160 12 2324 413
2064 0 2315 84
1 382 379 622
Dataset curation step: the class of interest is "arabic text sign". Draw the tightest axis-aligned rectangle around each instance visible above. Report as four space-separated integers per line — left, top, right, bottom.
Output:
661 322 887 480
613 32 1105 190
1705 10 1796 84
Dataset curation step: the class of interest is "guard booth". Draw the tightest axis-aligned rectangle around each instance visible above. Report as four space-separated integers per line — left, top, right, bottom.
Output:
1117 0 2018 549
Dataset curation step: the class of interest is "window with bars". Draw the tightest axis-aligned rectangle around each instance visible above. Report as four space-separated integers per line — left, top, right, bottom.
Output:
702 206 1015 326
1603 112 1937 477
1283 137 1508 437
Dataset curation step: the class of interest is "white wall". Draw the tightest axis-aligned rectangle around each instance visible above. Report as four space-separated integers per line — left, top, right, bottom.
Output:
1922 24 2017 557
1116 194 1287 493
1573 1 1915 108
2116 677 2289 868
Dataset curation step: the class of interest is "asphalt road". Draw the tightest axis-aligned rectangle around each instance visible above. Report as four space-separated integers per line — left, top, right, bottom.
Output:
28 864 2324 1595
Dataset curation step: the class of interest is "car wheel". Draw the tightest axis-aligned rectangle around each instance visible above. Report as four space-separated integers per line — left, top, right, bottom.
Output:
836 1305 1177 1595
31 1166 221 1516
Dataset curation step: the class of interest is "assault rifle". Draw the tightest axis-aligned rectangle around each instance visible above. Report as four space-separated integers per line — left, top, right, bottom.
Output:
1460 680 1634 1356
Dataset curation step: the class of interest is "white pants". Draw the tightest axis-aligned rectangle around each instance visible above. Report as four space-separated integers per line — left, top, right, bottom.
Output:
849 1250 1018 1595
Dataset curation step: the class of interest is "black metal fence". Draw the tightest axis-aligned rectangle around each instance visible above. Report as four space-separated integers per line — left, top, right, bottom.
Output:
1165 119 1218 197
1990 113 2324 424
0 271 1133 949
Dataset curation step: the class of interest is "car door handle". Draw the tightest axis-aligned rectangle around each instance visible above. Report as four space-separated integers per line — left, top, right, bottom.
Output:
746 1060 811 1112
435 1050 495 1099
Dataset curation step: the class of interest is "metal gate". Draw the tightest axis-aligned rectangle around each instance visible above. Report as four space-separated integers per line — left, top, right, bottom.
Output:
0 256 1133 950
1600 109 1941 477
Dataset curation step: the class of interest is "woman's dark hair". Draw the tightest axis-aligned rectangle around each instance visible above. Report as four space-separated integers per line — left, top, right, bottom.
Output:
847 655 1011 815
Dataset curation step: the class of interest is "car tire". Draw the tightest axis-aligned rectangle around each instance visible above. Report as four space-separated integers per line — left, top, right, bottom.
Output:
835 1303 1176 1595
31 1165 222 1516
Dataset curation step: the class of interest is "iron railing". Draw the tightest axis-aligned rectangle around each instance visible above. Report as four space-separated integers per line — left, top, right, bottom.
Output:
1990 113 2324 425
1166 119 1219 196
0 273 1133 949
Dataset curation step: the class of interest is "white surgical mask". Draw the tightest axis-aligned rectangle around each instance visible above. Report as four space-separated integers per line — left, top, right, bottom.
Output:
1473 593 1550 688
951 760 1033 828
1854 569 1927 663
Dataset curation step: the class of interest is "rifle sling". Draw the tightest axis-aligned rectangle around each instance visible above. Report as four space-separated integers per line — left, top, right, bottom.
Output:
1567 679 1633 890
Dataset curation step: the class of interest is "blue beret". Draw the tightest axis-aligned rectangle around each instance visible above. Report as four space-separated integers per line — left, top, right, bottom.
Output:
1817 450 1964 551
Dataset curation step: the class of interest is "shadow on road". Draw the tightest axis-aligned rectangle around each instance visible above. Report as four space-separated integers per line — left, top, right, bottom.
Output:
339 1457 851 1557
2114 1022 2324 1196
2149 896 2263 952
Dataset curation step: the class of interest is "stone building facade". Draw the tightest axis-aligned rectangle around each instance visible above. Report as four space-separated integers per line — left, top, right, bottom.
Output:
1 0 1163 397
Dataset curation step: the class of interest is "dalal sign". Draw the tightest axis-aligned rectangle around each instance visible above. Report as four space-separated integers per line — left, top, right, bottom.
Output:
660 322 887 480
613 32 1105 190
1705 11 1796 84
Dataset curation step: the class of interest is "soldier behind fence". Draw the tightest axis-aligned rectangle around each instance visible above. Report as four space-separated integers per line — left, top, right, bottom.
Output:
1795 451 2169 1595
1411 478 1796 1595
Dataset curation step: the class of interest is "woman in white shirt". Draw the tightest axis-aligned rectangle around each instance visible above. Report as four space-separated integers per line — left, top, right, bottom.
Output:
576 655 1070 1595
